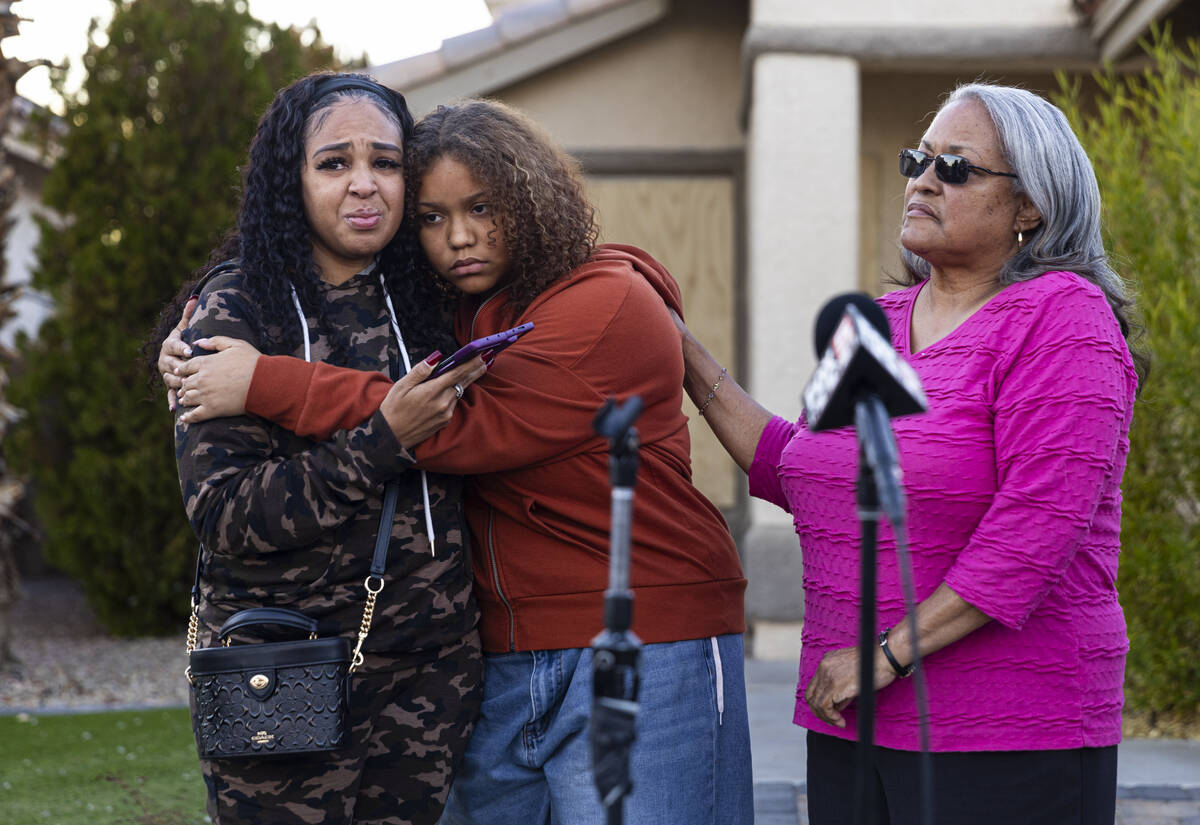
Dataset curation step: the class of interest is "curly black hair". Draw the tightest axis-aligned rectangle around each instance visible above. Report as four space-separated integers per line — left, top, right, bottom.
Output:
146 72 455 377
405 100 597 318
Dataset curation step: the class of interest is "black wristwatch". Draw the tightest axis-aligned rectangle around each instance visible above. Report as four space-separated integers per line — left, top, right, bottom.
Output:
878 627 915 678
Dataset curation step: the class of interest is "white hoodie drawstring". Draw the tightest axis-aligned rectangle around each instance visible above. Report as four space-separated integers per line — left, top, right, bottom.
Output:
711 636 725 725
378 275 437 558
289 289 312 363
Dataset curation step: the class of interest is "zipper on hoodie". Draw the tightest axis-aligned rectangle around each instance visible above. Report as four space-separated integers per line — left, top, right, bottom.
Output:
467 286 510 339
486 507 517 652
472 286 517 651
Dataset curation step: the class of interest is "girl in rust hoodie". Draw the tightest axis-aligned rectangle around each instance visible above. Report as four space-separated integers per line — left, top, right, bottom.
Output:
167 100 751 824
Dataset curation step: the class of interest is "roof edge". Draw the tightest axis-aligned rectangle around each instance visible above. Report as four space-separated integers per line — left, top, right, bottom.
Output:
372 0 668 106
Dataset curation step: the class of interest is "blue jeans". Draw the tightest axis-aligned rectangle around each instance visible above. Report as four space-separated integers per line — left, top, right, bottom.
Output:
440 634 753 825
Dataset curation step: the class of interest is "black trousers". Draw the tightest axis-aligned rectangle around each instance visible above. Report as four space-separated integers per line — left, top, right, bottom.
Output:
806 730 1118 825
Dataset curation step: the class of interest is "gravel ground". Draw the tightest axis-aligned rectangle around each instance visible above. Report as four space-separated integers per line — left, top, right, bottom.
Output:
0 578 188 712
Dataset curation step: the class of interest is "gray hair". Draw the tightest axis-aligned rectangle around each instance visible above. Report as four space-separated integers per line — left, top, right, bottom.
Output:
901 83 1140 351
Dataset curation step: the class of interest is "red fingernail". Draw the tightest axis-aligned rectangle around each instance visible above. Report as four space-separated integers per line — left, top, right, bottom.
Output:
424 351 442 366
482 354 496 368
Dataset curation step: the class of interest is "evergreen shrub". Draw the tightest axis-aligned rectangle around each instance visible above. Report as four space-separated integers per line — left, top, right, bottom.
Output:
1058 30 1200 718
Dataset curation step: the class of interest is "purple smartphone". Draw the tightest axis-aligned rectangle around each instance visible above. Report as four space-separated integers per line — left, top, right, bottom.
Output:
427 322 534 380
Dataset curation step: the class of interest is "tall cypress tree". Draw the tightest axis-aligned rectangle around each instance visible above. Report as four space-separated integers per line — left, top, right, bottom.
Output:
8 0 349 634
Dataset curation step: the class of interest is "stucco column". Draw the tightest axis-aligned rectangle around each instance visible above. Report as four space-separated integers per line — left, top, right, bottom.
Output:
742 53 860 651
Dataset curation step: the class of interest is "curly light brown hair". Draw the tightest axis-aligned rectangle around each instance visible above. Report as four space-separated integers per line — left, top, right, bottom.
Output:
405 99 598 316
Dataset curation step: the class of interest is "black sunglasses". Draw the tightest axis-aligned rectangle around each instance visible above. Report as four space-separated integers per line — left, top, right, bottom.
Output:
899 148 1018 184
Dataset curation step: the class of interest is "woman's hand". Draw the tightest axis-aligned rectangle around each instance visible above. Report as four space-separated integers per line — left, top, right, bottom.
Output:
381 357 487 449
175 336 262 426
803 645 896 729
159 297 198 411
803 586 991 728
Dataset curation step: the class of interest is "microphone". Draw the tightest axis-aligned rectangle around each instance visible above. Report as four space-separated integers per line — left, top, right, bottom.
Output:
802 293 928 525
804 294 927 431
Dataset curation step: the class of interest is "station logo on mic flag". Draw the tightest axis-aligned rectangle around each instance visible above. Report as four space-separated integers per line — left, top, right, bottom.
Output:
803 299 928 432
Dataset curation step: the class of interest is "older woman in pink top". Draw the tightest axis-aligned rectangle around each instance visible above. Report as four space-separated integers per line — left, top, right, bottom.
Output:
675 83 1144 825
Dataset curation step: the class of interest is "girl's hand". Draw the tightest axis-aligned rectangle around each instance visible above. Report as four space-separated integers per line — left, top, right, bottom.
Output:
159 297 198 411
176 336 262 426
381 355 488 449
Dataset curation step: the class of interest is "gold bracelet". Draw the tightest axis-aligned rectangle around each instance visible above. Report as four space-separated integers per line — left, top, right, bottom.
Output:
697 367 727 417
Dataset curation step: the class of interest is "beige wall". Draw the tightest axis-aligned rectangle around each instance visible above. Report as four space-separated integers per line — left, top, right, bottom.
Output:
497 0 747 150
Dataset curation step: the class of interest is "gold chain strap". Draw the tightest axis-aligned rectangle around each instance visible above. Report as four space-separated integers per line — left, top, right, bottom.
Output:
185 575 386 678
184 599 200 685
350 575 385 672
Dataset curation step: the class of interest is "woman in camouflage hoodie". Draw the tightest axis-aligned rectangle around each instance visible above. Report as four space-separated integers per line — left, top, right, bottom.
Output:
167 73 488 825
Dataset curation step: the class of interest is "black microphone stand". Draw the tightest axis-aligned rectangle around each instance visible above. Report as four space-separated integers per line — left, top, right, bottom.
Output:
852 392 910 825
853 399 882 825
591 397 643 825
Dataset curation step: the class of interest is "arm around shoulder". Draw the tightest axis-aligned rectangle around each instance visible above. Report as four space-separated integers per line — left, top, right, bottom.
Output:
247 356 391 440
674 311 773 473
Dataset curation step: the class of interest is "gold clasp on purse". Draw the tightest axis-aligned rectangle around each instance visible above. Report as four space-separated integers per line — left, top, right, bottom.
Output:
349 574 385 672
185 598 201 685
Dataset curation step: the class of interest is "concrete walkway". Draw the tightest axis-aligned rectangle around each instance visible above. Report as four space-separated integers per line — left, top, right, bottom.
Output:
746 658 1200 824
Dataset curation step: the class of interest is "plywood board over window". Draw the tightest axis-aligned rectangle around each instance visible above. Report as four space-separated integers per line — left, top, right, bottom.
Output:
585 175 738 509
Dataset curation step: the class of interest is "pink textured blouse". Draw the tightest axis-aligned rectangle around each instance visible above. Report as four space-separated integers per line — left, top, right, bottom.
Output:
749 271 1137 751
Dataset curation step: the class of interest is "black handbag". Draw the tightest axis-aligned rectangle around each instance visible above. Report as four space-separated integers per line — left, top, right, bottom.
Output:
185 483 399 759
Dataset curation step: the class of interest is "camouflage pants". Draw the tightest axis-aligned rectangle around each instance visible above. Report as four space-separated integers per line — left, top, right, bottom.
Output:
199 633 483 825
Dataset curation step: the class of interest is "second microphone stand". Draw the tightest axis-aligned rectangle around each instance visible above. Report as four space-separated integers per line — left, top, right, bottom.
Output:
591 397 643 825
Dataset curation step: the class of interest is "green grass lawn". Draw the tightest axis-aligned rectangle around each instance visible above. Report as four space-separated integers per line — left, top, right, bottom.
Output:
0 707 208 825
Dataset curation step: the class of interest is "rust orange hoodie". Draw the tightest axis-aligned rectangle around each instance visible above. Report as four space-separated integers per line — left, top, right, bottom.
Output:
246 244 746 652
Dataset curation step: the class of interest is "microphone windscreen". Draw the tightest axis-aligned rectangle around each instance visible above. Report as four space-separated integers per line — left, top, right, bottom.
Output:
813 292 891 356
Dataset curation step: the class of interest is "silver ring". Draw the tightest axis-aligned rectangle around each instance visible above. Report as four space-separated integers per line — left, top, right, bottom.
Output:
453 383 464 399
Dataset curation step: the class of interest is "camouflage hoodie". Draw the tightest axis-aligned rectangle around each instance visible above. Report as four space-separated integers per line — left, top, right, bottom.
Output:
176 265 478 670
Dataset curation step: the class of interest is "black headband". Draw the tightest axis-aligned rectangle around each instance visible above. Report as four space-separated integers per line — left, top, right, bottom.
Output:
309 75 404 117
